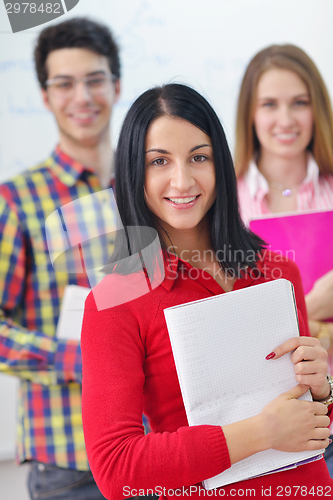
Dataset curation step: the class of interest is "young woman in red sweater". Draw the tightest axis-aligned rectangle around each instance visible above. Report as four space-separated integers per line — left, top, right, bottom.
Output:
81 84 333 500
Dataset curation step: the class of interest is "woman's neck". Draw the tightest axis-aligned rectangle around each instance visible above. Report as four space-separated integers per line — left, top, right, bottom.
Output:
159 218 237 292
257 151 308 213
161 224 212 264
257 151 308 188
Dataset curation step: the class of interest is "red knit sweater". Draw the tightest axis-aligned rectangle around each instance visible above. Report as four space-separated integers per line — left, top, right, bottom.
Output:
81 252 333 500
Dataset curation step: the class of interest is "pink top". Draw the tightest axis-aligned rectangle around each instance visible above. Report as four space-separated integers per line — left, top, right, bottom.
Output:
237 155 333 385
237 156 333 226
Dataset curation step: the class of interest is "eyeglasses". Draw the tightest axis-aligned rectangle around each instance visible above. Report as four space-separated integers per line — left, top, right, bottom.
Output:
45 74 117 97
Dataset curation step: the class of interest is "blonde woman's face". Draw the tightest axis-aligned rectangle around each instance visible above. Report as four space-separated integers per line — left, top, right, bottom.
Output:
253 68 314 161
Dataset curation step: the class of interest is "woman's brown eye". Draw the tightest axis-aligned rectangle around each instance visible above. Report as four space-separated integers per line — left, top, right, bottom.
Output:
193 155 206 162
152 158 166 166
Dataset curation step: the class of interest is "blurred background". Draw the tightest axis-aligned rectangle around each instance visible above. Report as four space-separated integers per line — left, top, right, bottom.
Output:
0 0 332 497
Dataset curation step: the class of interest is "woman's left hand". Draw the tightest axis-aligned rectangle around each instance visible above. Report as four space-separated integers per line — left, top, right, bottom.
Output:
267 337 330 401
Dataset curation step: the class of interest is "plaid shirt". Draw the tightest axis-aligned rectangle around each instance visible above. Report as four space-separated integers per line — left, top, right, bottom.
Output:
0 146 116 469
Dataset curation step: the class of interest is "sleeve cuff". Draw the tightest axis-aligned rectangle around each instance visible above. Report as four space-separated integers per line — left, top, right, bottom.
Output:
54 339 82 384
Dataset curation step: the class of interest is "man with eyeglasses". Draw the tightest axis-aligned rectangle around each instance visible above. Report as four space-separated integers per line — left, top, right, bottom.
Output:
0 17 120 500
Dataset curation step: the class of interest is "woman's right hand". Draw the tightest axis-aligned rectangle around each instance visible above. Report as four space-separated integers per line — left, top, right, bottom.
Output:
306 269 333 321
260 384 330 452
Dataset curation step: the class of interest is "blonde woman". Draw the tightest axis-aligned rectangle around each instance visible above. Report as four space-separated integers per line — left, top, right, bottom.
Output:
235 44 333 474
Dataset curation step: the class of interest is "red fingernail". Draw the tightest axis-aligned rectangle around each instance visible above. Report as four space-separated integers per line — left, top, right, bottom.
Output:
329 439 332 444
265 352 276 360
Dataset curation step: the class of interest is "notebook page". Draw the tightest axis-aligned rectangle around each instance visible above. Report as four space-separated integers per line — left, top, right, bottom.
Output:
56 285 91 340
164 279 324 488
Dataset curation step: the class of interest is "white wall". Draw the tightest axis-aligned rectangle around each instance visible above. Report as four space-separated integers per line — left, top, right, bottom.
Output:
0 375 18 460
0 0 332 461
0 0 333 181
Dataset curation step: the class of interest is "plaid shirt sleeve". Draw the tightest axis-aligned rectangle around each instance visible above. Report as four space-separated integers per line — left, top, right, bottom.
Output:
0 315 82 385
0 195 82 386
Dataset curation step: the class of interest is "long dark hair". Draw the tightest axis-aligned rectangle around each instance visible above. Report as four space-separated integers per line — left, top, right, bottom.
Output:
107 83 263 276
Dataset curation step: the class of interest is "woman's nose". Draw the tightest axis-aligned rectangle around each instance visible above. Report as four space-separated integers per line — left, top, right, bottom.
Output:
169 163 195 191
276 105 295 126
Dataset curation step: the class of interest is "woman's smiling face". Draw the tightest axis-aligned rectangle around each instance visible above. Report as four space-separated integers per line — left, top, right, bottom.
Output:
144 115 216 236
253 68 314 161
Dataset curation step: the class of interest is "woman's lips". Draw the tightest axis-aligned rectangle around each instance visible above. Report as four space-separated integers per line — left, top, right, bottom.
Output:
274 132 298 144
164 195 200 209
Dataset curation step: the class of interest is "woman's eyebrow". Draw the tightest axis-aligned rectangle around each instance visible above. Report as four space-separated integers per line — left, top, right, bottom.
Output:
145 144 212 154
190 144 212 153
257 93 310 100
145 148 170 154
292 93 310 99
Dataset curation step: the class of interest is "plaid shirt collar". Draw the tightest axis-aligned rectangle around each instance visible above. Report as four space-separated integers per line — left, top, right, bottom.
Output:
44 145 98 187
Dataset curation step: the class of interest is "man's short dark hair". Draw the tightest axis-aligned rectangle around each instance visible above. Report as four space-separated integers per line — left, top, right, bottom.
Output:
34 17 121 89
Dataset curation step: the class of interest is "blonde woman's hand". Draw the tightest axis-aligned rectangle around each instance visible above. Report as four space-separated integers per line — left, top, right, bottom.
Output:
308 319 333 354
306 269 333 321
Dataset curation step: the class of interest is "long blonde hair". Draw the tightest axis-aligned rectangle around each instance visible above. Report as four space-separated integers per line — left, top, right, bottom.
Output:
234 44 333 177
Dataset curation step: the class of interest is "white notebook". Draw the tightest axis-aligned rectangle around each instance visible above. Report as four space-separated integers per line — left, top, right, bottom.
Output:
56 285 91 340
164 279 323 489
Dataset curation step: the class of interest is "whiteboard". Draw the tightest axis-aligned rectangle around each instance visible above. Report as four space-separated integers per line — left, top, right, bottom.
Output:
0 0 332 182
0 0 332 462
